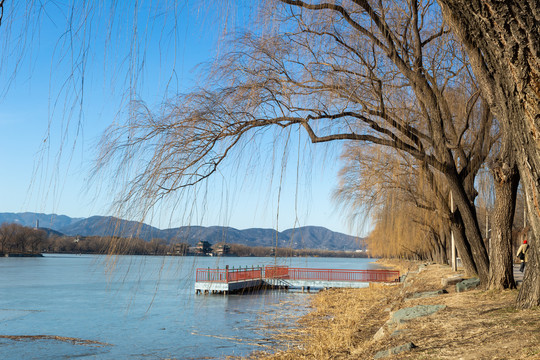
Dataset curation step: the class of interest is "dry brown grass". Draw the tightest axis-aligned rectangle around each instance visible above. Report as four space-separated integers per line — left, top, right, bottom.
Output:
243 260 540 359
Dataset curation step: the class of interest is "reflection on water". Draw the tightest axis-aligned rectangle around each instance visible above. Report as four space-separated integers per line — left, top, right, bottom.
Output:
0 255 377 359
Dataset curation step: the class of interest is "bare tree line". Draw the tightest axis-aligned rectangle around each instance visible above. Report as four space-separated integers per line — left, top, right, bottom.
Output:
0 222 363 258
0 223 174 255
0 223 46 255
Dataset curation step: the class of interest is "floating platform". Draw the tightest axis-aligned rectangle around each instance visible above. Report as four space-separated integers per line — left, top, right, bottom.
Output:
265 278 369 290
195 265 400 295
195 279 265 294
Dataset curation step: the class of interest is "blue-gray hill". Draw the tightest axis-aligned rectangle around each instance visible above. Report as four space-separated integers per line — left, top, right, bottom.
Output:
0 212 363 251
0 212 81 229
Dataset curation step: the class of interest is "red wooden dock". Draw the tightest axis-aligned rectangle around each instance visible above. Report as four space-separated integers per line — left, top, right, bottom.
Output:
195 265 400 294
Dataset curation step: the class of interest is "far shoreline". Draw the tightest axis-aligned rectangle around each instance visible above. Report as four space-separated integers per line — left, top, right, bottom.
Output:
1 253 43 257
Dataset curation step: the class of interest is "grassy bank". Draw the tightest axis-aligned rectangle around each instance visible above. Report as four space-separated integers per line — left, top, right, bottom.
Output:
246 260 540 359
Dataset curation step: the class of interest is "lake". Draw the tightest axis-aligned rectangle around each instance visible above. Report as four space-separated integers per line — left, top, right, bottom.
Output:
0 254 378 359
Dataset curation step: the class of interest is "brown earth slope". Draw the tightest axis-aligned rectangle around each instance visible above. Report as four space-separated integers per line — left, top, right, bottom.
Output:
246 260 540 359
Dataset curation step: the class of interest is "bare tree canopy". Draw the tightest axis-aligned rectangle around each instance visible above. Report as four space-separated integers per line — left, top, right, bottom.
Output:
97 0 503 283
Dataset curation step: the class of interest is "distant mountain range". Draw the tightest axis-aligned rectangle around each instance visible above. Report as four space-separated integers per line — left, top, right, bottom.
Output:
0 212 364 251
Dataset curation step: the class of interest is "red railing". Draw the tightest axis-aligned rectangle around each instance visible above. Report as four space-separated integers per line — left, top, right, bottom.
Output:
228 267 263 282
195 268 228 283
264 265 290 279
195 266 263 283
196 265 400 283
265 266 400 283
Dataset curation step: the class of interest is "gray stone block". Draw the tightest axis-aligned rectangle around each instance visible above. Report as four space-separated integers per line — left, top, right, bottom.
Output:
373 305 446 341
442 276 464 287
390 304 446 324
456 277 480 293
390 329 410 337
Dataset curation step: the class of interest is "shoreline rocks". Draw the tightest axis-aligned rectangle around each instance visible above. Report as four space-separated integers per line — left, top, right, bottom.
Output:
373 304 447 341
456 277 480 292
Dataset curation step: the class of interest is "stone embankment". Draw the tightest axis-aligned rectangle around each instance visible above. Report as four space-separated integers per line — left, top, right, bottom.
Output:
372 263 479 358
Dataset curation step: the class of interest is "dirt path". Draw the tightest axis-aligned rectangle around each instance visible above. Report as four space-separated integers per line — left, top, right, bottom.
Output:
514 264 525 283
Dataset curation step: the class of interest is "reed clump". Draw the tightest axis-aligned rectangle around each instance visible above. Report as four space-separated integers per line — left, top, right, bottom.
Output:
247 283 401 359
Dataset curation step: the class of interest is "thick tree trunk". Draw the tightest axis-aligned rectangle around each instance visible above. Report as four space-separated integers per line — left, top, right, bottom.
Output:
489 161 519 289
516 154 540 307
438 0 540 307
450 211 478 276
448 174 490 283
516 233 540 307
423 164 485 276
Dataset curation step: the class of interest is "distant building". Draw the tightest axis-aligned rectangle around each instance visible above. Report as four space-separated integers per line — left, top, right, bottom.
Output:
193 241 212 255
171 243 189 255
212 243 230 256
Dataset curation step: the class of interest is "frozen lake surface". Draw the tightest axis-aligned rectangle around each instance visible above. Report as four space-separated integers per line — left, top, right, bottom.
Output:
0 254 377 359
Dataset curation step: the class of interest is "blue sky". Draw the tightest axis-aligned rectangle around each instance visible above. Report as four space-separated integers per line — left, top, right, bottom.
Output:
0 2 367 236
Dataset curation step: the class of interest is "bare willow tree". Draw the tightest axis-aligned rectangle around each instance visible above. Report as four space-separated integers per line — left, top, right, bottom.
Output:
97 0 505 284
369 198 452 262
338 81 523 290
335 144 451 263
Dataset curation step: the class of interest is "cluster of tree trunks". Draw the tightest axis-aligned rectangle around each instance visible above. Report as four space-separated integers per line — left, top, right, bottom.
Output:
438 0 540 307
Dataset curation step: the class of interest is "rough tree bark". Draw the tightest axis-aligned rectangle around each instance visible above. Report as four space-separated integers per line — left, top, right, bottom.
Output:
489 160 520 289
447 175 490 282
438 0 540 306
450 208 478 276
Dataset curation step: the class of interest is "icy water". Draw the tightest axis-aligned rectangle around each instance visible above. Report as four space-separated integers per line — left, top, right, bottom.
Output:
0 254 378 359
